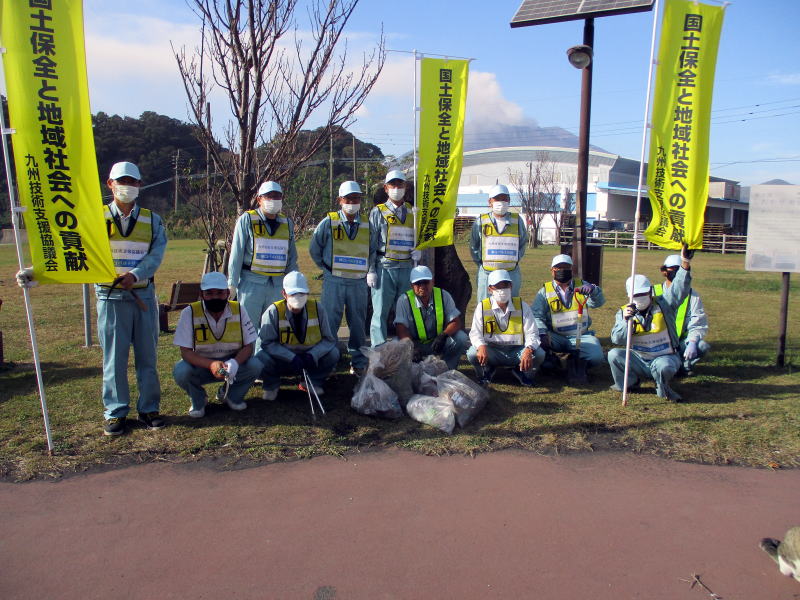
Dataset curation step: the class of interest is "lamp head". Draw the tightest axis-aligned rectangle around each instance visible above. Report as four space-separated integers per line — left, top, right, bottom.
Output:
567 44 593 69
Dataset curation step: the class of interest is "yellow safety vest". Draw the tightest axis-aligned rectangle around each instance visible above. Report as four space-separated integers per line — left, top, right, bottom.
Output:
274 299 322 351
406 287 444 343
480 213 520 271
624 303 674 360
101 205 152 289
481 296 525 346
654 283 689 340
248 210 290 276
189 301 244 359
543 279 588 335
329 212 370 279
378 203 414 261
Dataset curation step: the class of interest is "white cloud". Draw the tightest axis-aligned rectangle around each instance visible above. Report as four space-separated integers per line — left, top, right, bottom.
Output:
466 70 534 129
766 73 800 85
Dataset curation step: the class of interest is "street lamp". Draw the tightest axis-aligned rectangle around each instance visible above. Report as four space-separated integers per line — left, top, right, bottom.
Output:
566 44 593 70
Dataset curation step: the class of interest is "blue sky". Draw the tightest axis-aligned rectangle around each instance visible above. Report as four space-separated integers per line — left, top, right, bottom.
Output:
70 0 800 185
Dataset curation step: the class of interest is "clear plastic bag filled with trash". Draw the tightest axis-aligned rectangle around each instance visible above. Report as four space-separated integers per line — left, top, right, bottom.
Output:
351 372 403 419
436 369 489 427
405 394 455 434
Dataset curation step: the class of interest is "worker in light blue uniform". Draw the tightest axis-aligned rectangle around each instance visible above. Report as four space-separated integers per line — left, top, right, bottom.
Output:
608 248 693 402
368 169 421 346
228 180 298 330
470 184 528 301
254 271 340 400
393 266 470 370
310 180 378 375
655 254 710 375
531 253 606 368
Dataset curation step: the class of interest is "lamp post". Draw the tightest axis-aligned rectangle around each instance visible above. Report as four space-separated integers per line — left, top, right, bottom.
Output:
567 20 594 281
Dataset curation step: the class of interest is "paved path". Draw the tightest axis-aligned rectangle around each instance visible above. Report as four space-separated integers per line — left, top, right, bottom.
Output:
2 450 799 599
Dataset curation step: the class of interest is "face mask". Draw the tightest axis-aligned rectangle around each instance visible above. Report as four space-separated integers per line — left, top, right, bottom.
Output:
492 288 511 303
341 203 360 216
387 188 405 203
261 199 282 214
664 269 677 282
203 298 228 313
633 296 651 311
114 184 139 204
287 293 308 310
492 201 509 216
554 269 572 283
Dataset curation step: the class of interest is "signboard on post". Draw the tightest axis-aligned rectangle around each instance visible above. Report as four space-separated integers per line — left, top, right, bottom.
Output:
745 187 800 274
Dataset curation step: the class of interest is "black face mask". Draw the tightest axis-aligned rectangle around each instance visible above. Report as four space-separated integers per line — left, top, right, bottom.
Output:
663 269 677 282
203 298 228 313
554 269 572 283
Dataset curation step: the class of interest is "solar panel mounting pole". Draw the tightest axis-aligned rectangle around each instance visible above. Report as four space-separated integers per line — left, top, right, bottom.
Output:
573 18 594 281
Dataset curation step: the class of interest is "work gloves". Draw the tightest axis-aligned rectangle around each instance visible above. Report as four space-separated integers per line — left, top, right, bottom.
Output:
223 359 239 383
410 249 423 262
577 283 595 296
430 333 449 355
366 272 378 288
683 341 698 361
623 304 637 320
16 267 37 289
227 286 237 300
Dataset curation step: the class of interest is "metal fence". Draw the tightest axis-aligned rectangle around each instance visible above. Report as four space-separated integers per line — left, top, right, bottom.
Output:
558 228 747 254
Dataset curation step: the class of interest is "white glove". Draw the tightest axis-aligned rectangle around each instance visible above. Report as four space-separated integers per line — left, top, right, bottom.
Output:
366 272 378 288
223 359 239 383
683 341 698 361
16 267 38 289
411 249 423 262
228 285 237 300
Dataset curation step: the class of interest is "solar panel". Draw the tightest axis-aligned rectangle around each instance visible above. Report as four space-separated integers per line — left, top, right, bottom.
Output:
510 0 654 28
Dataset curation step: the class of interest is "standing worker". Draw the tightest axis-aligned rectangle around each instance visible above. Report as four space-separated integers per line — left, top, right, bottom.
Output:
654 254 710 375
470 184 528 301
368 170 421 346
310 181 377 376
228 181 298 328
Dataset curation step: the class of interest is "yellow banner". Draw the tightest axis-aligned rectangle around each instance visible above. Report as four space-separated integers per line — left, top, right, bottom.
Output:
645 0 725 249
1 0 115 283
415 58 468 248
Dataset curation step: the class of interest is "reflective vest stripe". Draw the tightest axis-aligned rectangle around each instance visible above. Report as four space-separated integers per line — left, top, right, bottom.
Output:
543 279 588 334
480 213 520 271
248 210 290 276
481 296 524 346
101 205 152 288
623 302 673 359
406 287 444 343
189 301 244 359
328 212 370 279
654 283 689 339
378 203 414 261
274 299 322 351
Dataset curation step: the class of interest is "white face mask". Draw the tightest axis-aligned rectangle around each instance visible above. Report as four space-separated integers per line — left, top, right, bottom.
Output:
633 296 651 311
341 203 360 216
387 188 405 203
492 288 511 304
287 293 308 310
492 201 509 216
260 199 282 215
114 184 139 204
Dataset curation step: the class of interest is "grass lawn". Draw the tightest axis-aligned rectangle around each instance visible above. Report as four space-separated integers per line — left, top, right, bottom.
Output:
1 237 798 480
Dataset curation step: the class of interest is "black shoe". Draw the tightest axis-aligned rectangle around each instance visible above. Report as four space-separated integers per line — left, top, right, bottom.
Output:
103 417 126 436
511 368 535 387
139 412 166 430
478 366 496 387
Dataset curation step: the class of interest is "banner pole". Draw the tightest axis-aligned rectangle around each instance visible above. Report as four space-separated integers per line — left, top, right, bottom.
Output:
622 0 661 407
413 49 419 254
0 51 55 452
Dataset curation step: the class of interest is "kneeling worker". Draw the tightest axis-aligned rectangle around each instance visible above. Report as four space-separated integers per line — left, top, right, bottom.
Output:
393 266 469 370
467 269 545 387
255 271 340 400
172 272 262 417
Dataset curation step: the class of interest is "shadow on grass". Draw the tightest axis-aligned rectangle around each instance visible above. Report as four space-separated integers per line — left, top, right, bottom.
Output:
0 362 102 402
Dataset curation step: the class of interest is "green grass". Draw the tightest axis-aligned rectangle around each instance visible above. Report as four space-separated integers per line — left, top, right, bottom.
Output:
1 239 798 480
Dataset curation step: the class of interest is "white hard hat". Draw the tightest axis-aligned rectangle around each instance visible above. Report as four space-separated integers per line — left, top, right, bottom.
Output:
488 184 510 199
663 254 681 268
626 274 652 296
551 254 573 268
200 271 229 291
109 161 141 181
283 271 309 295
487 269 512 287
410 265 433 283
338 180 362 197
257 181 283 196
385 169 406 184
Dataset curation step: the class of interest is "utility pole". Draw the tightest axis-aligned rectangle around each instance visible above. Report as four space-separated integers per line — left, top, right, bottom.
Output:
173 148 181 213
329 133 334 207
352 134 357 181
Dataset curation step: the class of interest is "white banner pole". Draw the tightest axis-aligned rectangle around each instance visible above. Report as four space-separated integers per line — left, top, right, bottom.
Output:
413 49 419 253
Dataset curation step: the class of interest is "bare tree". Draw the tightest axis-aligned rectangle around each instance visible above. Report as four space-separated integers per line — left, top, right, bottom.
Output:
173 0 385 215
508 152 563 248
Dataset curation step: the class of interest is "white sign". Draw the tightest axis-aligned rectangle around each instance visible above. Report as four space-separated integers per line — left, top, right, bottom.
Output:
745 186 800 273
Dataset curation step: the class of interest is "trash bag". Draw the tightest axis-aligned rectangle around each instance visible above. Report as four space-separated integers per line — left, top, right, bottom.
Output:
411 362 439 396
406 394 455 434
419 355 448 377
363 339 414 405
351 372 403 419
437 369 488 428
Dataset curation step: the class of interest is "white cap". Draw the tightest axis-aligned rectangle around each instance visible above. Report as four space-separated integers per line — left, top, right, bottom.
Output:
487 269 512 287
257 181 282 196
109 161 141 181
663 254 681 268
200 271 229 291
338 180 362 197
283 271 309 295
488 184 510 199
551 254 574 268
626 274 652 296
410 265 433 283
385 170 406 184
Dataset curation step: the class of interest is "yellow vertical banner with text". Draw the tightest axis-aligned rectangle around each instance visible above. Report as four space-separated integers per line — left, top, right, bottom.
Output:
1 0 116 283
645 0 724 249
416 58 468 248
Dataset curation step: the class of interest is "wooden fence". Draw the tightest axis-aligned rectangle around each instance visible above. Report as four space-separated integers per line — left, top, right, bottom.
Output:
558 228 747 254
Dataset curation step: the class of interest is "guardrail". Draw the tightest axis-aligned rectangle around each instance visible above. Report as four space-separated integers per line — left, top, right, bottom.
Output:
558 229 747 253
